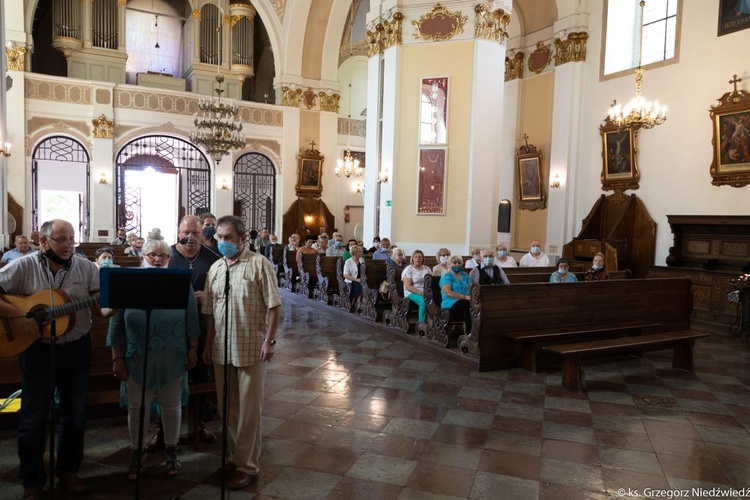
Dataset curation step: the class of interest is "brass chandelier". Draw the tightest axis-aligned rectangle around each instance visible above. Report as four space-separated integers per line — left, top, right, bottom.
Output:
190 74 245 163
607 0 667 130
335 1 362 179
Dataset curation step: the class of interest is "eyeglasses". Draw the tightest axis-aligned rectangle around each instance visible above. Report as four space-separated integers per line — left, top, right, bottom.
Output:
145 253 169 260
48 236 78 247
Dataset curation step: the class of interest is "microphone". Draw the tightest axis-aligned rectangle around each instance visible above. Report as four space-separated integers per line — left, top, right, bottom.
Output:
179 237 190 245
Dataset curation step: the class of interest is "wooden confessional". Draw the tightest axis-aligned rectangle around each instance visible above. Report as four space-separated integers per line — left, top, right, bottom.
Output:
562 191 656 278
281 197 336 242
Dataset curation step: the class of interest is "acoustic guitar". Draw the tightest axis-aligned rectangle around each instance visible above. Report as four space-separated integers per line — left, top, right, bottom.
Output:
0 289 99 357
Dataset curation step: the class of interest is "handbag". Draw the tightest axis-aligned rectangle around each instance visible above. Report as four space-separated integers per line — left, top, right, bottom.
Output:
379 280 390 300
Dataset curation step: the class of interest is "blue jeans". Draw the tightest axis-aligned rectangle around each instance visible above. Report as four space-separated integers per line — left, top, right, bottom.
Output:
18 334 91 489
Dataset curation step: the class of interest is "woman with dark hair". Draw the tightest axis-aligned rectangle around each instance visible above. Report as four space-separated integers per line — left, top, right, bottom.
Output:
94 247 117 268
550 258 578 283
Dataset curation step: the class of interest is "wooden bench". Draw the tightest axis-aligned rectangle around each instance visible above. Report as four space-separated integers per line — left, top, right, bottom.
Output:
357 259 389 321
382 260 412 333
416 273 456 347
544 330 709 390
295 253 319 298
507 269 631 284
280 250 298 291
456 277 694 371
269 246 286 285
314 256 341 304
331 258 353 311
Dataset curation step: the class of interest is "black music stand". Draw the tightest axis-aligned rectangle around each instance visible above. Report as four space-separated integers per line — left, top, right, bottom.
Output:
100 267 191 500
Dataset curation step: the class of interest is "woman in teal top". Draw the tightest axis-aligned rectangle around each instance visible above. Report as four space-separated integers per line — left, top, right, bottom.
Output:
550 258 578 283
106 235 200 480
439 255 473 334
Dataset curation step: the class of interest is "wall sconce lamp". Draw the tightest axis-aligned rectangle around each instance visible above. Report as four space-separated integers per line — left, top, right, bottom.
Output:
354 182 364 194
0 142 11 157
378 167 390 184
220 178 230 190
98 172 109 185
550 174 561 189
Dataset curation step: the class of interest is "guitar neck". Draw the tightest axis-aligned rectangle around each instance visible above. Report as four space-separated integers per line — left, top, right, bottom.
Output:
48 296 99 319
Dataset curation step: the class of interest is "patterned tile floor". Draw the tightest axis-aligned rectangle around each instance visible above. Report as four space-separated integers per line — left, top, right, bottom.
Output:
1 289 749 499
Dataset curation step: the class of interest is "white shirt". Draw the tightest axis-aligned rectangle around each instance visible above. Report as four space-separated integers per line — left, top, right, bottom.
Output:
464 256 481 269
519 252 551 267
494 256 517 268
401 265 431 297
343 257 360 283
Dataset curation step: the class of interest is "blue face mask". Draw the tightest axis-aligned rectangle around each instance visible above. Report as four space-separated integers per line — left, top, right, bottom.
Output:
218 240 239 258
451 265 462 274
558 267 568 275
99 259 114 268
482 257 493 267
531 246 540 253
335 240 342 248
592 264 603 271
497 250 506 258
203 226 216 239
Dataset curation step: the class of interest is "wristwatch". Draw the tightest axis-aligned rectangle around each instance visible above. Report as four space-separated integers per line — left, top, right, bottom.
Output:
264 338 277 346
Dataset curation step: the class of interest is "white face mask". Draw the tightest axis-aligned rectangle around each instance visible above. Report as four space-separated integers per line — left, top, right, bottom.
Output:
142 259 169 269
439 255 449 265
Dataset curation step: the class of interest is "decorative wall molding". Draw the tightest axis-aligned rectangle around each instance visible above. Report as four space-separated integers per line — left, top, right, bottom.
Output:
527 42 552 74
366 12 404 56
280 85 339 113
319 92 340 113
474 5 511 44
338 117 366 139
25 77 92 105
505 52 524 82
247 138 281 157
554 31 588 66
25 124 92 157
95 88 111 105
412 4 467 42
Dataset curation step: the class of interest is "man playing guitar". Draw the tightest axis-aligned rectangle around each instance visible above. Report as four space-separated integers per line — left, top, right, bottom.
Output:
0 219 99 499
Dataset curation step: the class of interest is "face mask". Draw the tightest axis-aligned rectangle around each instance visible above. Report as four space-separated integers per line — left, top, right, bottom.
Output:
482 257 493 267
439 255 449 265
218 240 240 258
203 226 216 239
142 259 169 269
592 264 602 271
335 241 342 248
531 246 540 253
99 259 114 268
558 267 568 275
451 265 462 273
473 254 480 262
44 248 72 266
497 250 507 258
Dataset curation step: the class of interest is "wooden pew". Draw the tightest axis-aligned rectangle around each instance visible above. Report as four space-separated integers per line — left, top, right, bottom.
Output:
507 269 631 284
382 260 412 333
332 258 353 311
416 273 454 347
314 256 341 304
457 277 695 372
544 330 709 390
356 259 389 321
269 245 285 284
280 250 298 291
295 253 319 298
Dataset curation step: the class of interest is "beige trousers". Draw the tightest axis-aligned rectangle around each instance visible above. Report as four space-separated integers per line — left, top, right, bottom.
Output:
213 362 266 475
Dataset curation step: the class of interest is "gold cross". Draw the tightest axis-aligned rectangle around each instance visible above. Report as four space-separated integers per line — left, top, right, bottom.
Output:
729 74 742 93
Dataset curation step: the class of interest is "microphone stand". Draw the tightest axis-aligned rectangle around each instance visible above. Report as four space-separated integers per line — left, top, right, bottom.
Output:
134 308 153 500
45 260 57 499
220 259 231 499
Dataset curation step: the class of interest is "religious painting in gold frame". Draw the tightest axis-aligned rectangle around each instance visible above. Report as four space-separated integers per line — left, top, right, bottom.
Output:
296 144 324 197
600 120 640 191
709 76 750 187
516 139 545 210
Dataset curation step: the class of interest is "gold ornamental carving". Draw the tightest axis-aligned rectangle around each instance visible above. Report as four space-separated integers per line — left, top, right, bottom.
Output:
318 92 340 113
527 42 552 74
92 114 114 139
302 88 317 110
5 44 27 71
505 52 524 82
192 9 200 19
366 12 403 57
554 31 588 66
281 86 303 107
412 4 467 42
474 4 510 43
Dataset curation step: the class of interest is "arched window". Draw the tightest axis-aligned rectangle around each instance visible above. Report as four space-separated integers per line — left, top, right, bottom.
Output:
31 136 91 240
115 135 211 242
233 153 276 233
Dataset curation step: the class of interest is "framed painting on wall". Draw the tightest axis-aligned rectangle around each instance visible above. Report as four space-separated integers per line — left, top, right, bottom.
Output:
417 148 446 215
600 121 640 191
516 137 546 210
718 0 750 36
296 143 324 197
709 76 750 187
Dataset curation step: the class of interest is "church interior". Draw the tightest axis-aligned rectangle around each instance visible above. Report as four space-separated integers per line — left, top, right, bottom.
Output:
1 0 750 498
